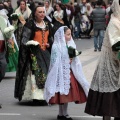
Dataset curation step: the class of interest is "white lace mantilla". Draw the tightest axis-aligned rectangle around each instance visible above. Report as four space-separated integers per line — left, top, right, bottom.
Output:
44 27 71 102
91 15 120 92
44 26 90 102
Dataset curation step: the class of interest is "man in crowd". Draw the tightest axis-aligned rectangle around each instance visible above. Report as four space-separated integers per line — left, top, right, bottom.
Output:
91 0 106 51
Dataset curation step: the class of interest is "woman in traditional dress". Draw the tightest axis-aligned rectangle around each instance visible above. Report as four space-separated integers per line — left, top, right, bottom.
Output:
14 0 31 47
44 26 89 120
6 22 19 72
44 0 54 23
14 5 53 104
85 0 120 120
0 2 19 73
52 3 69 35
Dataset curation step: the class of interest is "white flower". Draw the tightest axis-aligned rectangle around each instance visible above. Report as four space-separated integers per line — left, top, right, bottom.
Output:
4 25 15 39
75 50 79 55
10 13 20 17
27 3 30 7
26 40 39 46
4 26 15 33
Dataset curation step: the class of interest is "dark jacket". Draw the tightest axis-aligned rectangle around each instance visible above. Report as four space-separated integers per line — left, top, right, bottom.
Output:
91 7 106 30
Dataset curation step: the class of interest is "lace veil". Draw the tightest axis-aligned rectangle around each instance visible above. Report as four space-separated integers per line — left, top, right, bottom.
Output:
44 26 90 102
111 0 120 21
90 0 120 92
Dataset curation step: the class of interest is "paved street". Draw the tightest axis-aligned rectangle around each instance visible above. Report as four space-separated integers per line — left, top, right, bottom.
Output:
0 38 113 120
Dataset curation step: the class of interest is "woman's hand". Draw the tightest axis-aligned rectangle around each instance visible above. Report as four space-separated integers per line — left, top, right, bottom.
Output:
8 39 13 44
19 15 26 25
70 58 72 64
30 54 34 58
46 43 50 48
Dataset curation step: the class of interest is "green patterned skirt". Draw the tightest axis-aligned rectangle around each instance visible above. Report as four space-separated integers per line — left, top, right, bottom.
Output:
6 44 18 72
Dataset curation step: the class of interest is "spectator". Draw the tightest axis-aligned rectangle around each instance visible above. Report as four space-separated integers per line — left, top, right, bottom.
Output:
52 3 69 35
44 0 54 23
90 0 106 51
14 0 31 47
73 4 82 39
86 3 93 38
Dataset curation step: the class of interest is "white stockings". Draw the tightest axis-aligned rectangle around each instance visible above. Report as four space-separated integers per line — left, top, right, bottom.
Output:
59 103 68 116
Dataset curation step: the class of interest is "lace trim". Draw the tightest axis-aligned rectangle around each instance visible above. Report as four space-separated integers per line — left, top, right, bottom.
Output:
44 29 71 102
91 31 120 92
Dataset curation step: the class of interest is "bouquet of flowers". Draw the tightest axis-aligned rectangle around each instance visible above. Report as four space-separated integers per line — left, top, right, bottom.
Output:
27 3 30 7
26 40 40 70
115 46 120 59
67 46 82 58
7 40 16 55
10 13 20 21
3 25 16 55
26 40 46 89
26 40 40 46
3 25 15 39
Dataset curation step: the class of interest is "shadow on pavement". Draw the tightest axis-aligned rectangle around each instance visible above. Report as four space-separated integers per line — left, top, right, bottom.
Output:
16 100 48 106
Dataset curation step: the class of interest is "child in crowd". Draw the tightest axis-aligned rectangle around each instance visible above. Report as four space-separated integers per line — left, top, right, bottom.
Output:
44 26 89 120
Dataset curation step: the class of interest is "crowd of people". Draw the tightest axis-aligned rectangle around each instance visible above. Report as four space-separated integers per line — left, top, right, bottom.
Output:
1 0 120 120
0 0 89 119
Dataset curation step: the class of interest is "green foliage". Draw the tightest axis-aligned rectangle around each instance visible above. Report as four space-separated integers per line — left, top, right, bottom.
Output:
118 51 120 59
11 14 19 21
67 46 81 58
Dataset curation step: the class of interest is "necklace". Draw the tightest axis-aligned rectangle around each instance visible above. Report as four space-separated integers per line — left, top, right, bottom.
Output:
36 20 46 29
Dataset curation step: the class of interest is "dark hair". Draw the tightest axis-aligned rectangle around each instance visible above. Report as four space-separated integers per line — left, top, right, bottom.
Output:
45 0 50 4
28 0 33 2
20 0 26 6
0 3 4 10
64 27 69 33
32 5 44 19
74 5 80 15
96 0 102 6
17 0 20 7
55 3 62 9
38 2 44 6
91 2 96 8
119 0 120 5
109 0 112 5
70 2 73 5
102 1 106 8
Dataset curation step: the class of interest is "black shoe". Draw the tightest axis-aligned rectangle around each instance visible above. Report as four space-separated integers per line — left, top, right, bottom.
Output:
33 100 48 106
87 35 91 39
94 49 97 52
0 104 2 109
63 115 73 120
98 49 101 51
57 115 65 120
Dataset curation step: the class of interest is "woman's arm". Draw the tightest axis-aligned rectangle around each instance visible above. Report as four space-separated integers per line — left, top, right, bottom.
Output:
47 22 53 53
21 20 33 45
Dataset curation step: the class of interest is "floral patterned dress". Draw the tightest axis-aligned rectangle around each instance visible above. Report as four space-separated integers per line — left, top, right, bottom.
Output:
6 39 18 72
